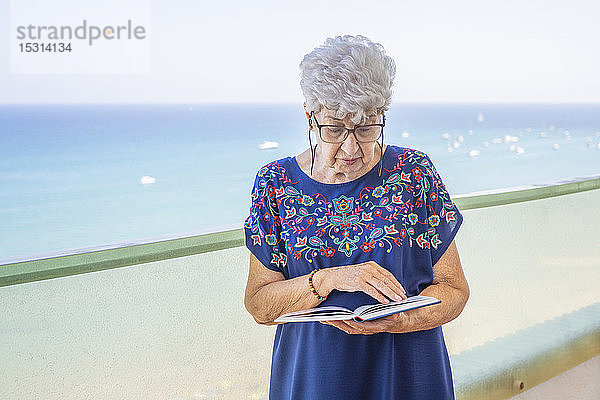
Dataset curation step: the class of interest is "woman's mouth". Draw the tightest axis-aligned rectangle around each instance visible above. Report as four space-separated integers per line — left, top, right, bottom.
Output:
341 158 358 165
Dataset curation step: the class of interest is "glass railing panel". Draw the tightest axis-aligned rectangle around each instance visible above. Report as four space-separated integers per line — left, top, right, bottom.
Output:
0 247 274 400
443 188 600 355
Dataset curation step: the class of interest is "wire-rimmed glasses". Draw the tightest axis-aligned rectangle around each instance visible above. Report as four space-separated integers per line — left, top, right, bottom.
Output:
310 111 385 143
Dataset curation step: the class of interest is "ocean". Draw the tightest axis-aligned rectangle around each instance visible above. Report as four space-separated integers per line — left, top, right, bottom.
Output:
1 103 599 262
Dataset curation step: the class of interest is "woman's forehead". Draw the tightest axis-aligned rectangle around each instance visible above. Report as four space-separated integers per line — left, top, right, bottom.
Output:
321 111 379 122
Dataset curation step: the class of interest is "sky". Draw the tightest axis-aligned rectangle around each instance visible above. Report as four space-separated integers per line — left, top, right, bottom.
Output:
1 0 599 104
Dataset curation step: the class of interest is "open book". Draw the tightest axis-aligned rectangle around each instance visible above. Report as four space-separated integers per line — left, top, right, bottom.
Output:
274 295 440 323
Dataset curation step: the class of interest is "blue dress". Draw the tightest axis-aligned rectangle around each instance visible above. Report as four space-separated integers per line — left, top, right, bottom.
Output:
244 145 464 399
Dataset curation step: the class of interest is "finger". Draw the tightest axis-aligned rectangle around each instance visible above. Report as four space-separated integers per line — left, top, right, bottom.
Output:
366 264 407 300
360 282 391 303
384 275 407 300
324 320 363 334
344 319 379 334
369 274 404 301
338 320 373 335
367 277 405 302
342 320 378 335
372 268 407 298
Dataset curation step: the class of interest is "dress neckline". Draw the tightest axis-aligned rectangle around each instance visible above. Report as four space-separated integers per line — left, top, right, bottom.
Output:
290 145 389 187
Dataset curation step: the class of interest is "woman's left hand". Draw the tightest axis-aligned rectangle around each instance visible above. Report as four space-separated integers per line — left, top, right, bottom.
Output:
320 312 409 335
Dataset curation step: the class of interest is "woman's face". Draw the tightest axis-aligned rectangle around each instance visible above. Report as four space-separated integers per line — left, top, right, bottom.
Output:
311 108 381 180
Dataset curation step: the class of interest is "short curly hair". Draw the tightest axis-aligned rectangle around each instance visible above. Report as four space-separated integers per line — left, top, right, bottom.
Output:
299 35 396 124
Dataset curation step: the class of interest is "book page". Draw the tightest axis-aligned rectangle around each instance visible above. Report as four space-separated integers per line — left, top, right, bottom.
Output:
353 295 441 321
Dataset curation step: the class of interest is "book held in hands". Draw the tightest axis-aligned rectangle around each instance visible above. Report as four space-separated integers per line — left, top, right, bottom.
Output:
274 295 441 323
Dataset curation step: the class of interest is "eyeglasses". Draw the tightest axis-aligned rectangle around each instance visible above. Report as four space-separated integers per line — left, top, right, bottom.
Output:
310 111 385 143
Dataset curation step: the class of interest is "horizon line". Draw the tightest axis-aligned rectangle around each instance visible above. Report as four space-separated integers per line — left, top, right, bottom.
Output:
1 101 600 106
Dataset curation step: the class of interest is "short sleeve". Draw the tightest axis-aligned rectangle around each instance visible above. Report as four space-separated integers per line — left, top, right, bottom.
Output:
421 153 464 267
243 166 288 275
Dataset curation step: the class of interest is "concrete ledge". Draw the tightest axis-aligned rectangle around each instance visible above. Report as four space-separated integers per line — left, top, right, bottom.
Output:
452 302 600 399
455 174 600 210
0 228 243 287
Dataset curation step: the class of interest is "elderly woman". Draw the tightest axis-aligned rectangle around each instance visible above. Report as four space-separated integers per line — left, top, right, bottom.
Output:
243 35 469 400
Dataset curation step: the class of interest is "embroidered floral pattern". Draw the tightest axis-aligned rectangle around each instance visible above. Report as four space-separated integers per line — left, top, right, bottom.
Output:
244 147 461 270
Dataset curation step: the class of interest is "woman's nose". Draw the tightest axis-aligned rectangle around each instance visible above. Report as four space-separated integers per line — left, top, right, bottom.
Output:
340 130 359 155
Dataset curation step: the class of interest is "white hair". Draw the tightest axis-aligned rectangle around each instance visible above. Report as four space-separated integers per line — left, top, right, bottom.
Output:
299 35 396 124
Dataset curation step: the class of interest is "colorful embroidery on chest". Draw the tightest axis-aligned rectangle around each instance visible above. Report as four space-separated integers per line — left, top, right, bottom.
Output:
245 150 460 269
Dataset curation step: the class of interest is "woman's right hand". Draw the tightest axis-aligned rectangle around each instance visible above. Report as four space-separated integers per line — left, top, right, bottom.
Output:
321 261 407 303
